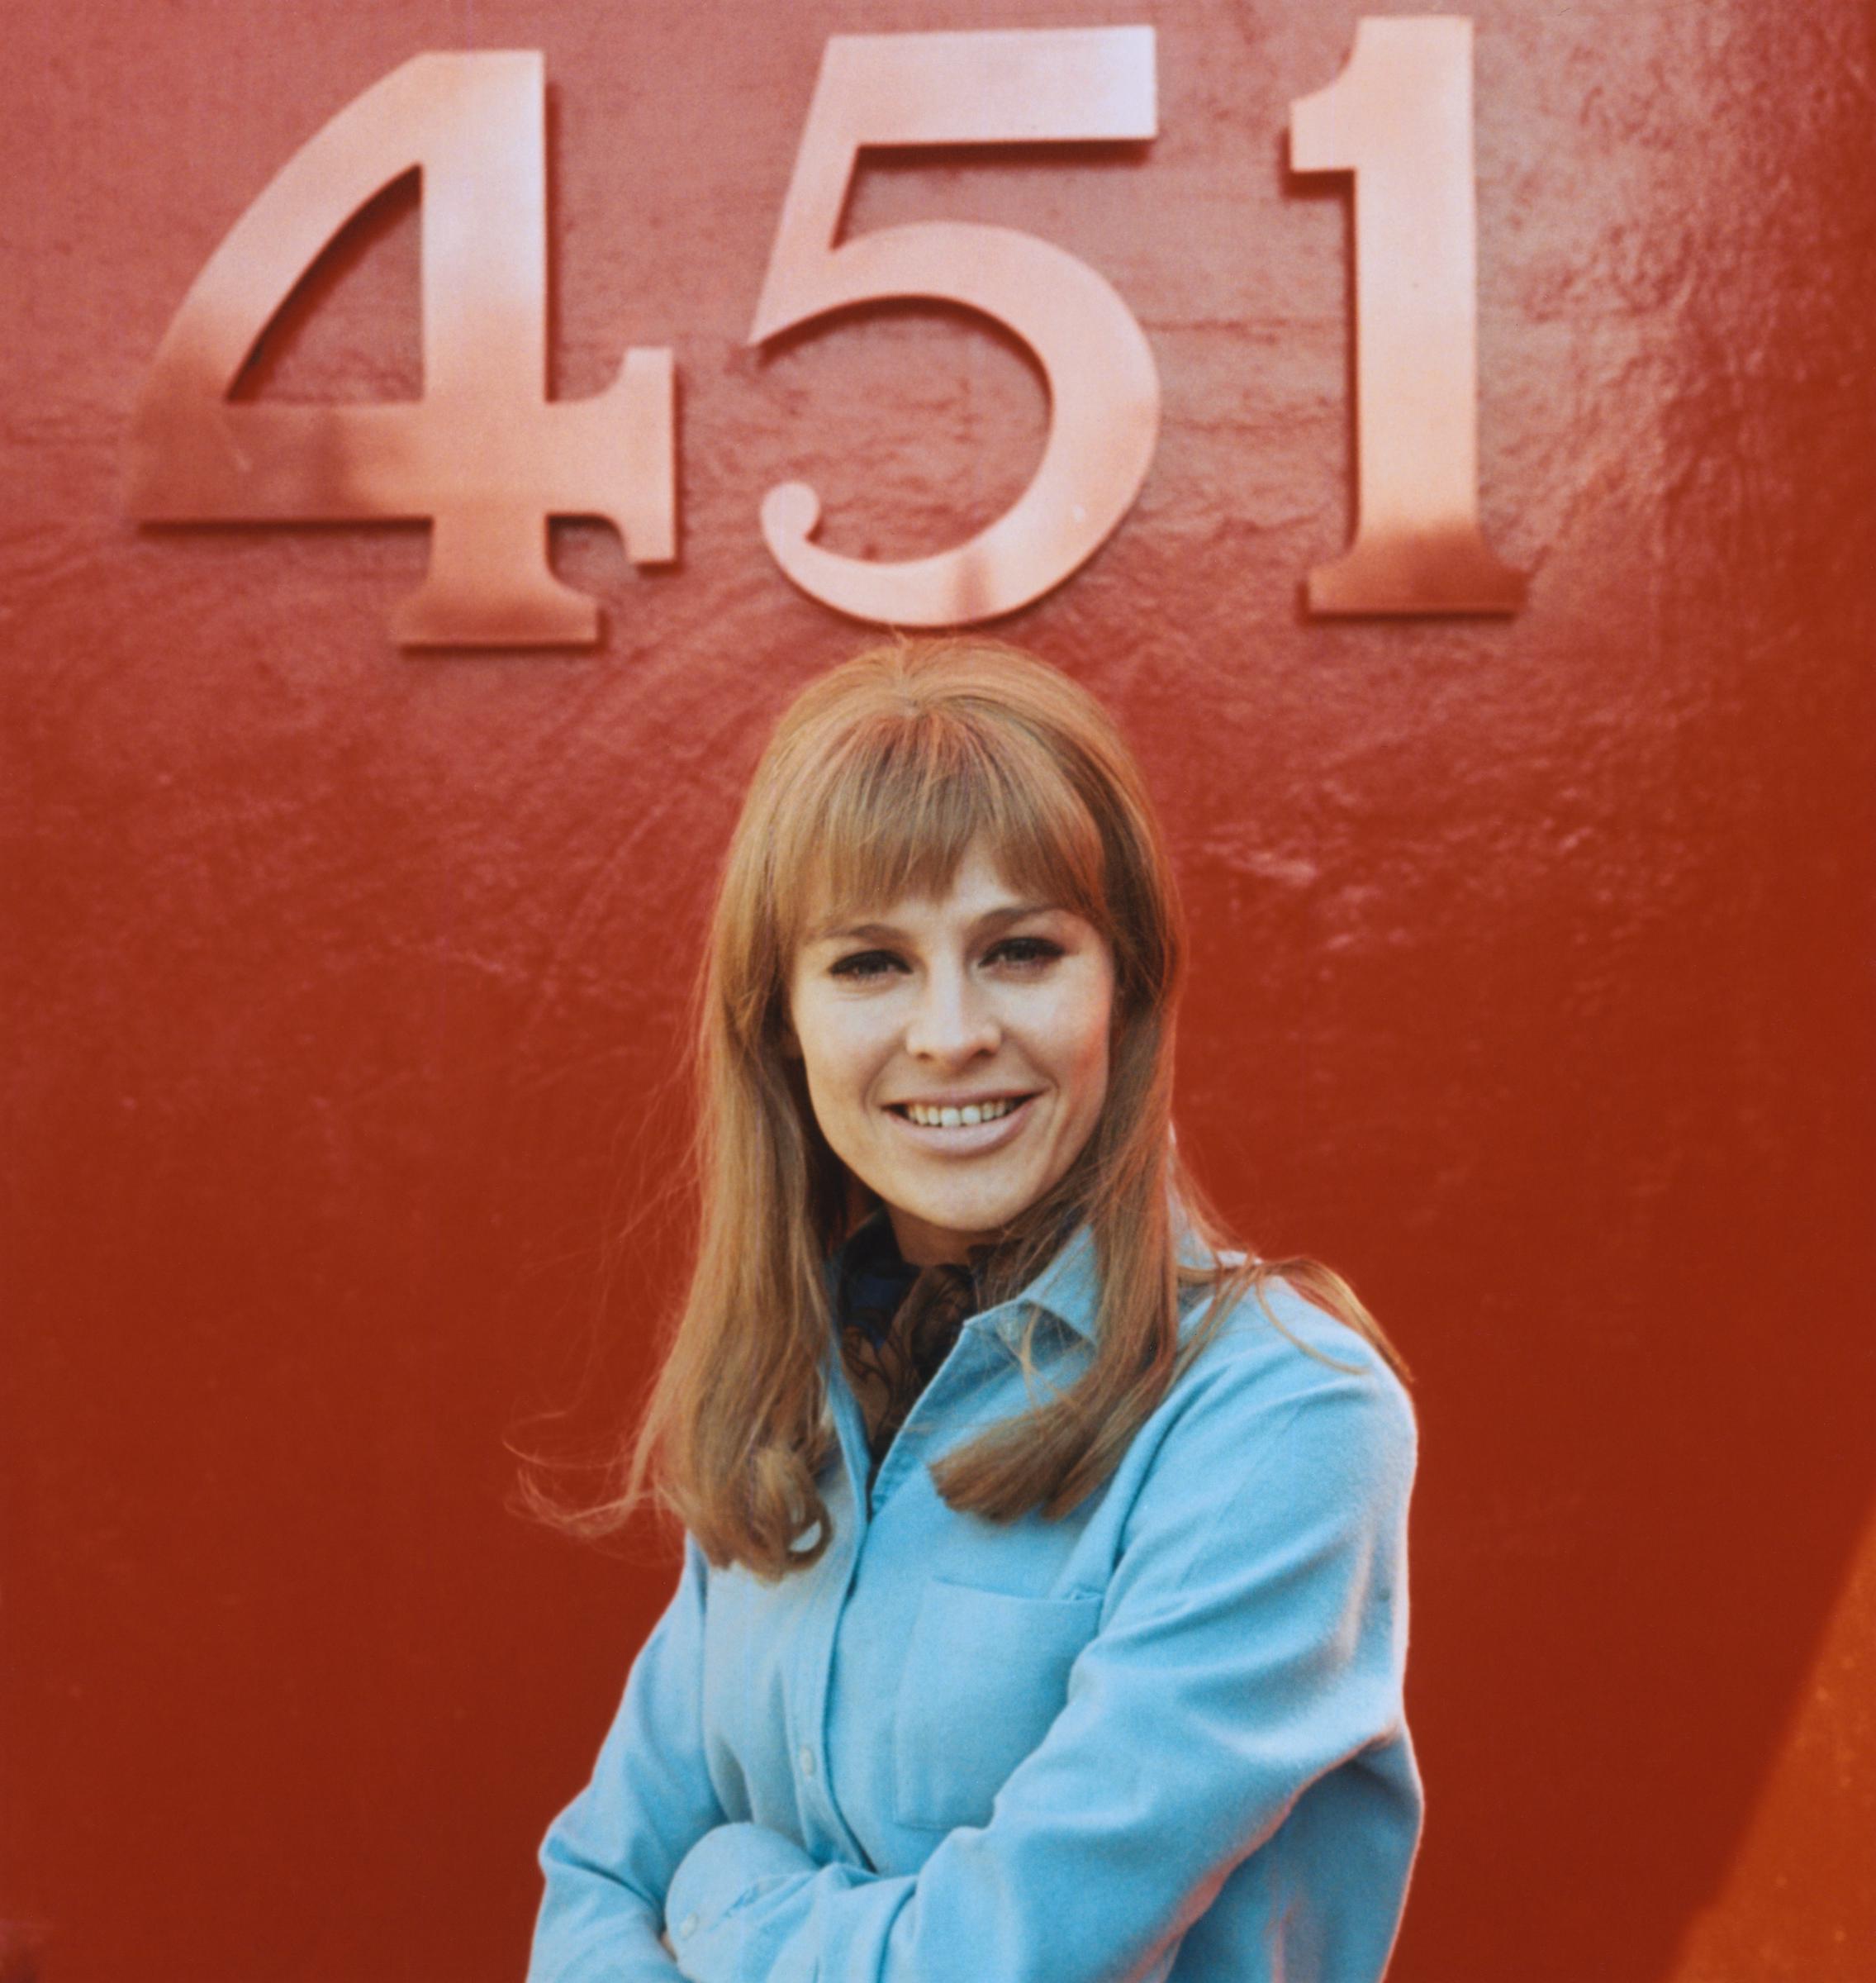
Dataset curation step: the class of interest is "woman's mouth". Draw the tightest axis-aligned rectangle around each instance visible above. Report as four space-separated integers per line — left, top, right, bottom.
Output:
896 1096 1024 1129
885 1092 1040 1153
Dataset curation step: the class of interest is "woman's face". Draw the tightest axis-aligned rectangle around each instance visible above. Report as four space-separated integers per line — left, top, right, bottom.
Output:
786 839 1116 1266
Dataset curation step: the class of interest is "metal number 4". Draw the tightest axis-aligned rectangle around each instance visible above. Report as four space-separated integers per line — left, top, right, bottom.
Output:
126 53 675 648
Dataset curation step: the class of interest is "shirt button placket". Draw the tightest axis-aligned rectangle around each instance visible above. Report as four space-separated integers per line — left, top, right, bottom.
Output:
794 1524 858 1858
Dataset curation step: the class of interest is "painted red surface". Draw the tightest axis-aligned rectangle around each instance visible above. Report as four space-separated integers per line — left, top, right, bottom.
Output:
2 2 1871 1981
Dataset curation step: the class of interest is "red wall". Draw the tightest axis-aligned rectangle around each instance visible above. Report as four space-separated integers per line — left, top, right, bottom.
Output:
4 2 1872 1980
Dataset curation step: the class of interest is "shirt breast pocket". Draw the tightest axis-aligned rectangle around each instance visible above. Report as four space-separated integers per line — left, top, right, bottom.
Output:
893 1578 1102 1833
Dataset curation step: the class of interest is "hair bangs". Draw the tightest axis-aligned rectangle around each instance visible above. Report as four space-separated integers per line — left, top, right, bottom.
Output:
772 707 1108 957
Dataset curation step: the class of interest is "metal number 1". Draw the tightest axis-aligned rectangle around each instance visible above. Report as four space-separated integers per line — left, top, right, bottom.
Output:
1292 17 1526 615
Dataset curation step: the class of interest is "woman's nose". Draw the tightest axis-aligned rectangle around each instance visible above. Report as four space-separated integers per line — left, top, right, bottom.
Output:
905 963 1000 1063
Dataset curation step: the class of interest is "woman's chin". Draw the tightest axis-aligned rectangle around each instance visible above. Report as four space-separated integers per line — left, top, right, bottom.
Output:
884 1190 1034 1265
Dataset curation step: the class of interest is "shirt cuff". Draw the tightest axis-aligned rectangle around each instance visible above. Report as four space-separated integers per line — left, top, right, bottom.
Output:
664 1822 818 1955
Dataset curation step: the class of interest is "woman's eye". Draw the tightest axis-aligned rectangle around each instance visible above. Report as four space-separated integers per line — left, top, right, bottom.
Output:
829 950 903 982
826 937 1061 981
990 936 1063 969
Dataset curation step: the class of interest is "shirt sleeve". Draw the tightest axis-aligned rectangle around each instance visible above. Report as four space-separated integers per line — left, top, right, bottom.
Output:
661 1340 1417 1983
527 1533 731 1983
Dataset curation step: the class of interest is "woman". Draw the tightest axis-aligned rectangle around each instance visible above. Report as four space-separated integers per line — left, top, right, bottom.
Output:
525 637 1420 1982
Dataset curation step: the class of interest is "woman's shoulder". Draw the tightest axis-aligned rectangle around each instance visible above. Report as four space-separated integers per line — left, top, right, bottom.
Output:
1097 1264 1417 1582
1161 1263 1418 1484
1200 1262 1398 1363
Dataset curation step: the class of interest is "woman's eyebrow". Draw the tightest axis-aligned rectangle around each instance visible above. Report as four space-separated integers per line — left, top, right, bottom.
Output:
807 901 1061 946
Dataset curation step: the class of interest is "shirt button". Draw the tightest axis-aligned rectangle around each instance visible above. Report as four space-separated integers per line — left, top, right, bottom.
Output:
680 1914 699 1938
799 1745 817 1778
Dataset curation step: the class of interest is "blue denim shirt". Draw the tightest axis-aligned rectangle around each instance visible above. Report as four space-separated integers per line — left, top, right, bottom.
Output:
528 1220 1421 1982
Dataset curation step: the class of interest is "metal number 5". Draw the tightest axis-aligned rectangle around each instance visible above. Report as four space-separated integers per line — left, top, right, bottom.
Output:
749 27 1161 626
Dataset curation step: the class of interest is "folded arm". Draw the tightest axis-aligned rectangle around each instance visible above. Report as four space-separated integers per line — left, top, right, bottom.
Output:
528 1534 730 1983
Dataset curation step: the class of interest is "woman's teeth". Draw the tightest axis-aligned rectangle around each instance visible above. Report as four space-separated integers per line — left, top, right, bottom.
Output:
902 1097 1023 1129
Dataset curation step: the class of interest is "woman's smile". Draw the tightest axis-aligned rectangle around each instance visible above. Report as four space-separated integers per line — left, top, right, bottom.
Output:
885 1089 1041 1151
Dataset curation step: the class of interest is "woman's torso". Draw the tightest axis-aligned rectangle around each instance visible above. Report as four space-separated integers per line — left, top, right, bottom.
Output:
691 1221 1422 1981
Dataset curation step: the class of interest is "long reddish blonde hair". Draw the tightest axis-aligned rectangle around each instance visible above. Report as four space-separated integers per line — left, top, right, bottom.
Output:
539 636 1403 1580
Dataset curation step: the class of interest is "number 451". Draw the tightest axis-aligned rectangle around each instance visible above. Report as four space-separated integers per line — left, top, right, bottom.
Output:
126 21 1524 648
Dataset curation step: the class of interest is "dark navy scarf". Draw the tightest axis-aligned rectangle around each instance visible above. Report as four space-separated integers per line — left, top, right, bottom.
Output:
831 1209 988 1481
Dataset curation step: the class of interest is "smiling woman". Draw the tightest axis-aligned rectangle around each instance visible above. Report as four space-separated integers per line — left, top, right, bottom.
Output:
524 637 1420 1983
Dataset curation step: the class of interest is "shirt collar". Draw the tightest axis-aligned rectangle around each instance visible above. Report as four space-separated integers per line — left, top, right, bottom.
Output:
986 1199 1221 1344
1004 1220 1101 1339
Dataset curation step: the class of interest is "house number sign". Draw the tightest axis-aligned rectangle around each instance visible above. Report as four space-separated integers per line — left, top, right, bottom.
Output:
125 20 1525 646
